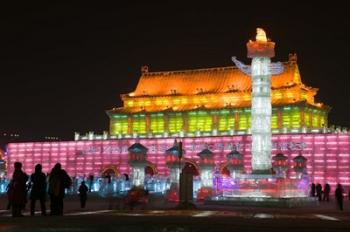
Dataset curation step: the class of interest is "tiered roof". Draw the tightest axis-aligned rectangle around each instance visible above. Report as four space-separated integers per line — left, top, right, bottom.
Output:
132 63 300 97
108 55 326 114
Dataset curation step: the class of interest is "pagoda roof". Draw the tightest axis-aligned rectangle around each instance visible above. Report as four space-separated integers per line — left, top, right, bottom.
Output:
227 150 243 159
165 145 181 156
165 142 185 156
197 148 214 157
293 154 307 162
128 61 302 97
273 153 288 161
128 142 148 153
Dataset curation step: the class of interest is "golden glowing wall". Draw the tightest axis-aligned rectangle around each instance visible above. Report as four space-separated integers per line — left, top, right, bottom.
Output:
121 85 316 113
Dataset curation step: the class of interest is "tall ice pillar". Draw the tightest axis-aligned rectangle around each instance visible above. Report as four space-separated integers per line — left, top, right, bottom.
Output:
232 28 284 174
248 29 274 173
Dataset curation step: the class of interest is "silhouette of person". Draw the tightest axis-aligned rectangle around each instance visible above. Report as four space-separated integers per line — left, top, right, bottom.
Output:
88 175 94 192
335 184 344 211
105 173 111 184
323 183 331 202
123 173 129 181
8 162 28 217
316 183 322 201
78 181 89 208
310 183 316 197
48 163 72 215
29 164 47 216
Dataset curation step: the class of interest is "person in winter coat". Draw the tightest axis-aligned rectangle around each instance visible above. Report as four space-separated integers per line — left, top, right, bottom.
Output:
323 183 331 202
29 164 47 216
310 183 316 197
8 162 28 217
316 183 323 201
335 183 344 211
48 163 72 215
78 181 89 208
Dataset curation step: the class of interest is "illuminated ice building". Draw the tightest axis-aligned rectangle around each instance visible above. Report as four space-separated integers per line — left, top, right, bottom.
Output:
6 29 350 199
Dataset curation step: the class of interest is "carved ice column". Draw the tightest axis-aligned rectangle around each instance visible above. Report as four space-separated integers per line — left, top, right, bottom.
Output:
165 140 184 185
128 142 148 187
232 28 284 174
197 148 215 188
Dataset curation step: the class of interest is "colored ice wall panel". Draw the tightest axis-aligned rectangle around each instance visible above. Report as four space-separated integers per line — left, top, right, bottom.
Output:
109 105 327 135
132 114 146 134
6 133 350 189
150 113 164 134
188 111 212 132
218 110 235 131
111 115 128 135
168 113 183 133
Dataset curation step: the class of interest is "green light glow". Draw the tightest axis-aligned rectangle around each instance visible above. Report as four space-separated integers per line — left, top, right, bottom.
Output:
132 114 146 134
109 105 327 135
150 113 164 134
168 113 183 133
282 107 300 128
218 110 234 131
312 110 319 128
238 111 251 130
111 115 128 135
304 110 311 127
271 109 278 129
188 111 212 132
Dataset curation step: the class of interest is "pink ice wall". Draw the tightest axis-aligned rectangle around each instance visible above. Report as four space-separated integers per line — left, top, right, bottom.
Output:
6 133 350 187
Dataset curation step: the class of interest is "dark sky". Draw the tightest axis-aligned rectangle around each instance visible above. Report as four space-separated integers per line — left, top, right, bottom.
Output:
0 2 349 140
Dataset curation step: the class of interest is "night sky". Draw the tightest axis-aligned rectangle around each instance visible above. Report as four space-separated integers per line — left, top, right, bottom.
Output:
1 2 349 140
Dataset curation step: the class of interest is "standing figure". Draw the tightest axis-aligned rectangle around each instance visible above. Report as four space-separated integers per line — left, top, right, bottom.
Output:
29 164 47 216
316 183 323 202
88 175 94 192
310 183 316 197
78 181 89 208
8 162 28 217
48 163 72 215
105 173 111 184
335 184 344 211
323 183 331 202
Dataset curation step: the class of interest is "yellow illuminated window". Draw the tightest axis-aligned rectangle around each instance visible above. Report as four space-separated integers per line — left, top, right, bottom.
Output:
271 109 278 129
218 110 234 131
188 111 212 132
304 110 311 127
111 115 128 135
312 110 319 128
168 113 183 133
155 99 162 106
238 110 250 130
281 107 300 128
127 101 134 107
173 98 180 105
150 113 164 134
132 114 146 134
180 98 188 104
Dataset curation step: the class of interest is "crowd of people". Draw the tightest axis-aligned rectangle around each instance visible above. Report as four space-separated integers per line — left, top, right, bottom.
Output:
6 162 88 217
310 182 347 210
6 161 350 217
